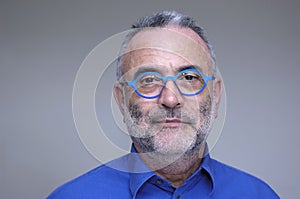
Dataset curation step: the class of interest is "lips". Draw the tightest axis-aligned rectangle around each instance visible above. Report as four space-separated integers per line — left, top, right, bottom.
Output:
153 118 189 128
164 119 182 128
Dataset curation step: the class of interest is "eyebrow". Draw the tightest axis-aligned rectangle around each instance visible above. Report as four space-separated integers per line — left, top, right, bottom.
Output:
176 65 203 72
134 66 161 75
131 64 203 79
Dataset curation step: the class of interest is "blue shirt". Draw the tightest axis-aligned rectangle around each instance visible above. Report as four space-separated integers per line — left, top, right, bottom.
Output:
47 147 279 199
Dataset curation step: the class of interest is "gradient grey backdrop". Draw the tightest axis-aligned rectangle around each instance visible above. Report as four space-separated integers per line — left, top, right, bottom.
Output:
1 0 299 198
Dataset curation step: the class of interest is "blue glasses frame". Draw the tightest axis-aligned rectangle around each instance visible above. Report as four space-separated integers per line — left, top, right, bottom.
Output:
125 69 215 99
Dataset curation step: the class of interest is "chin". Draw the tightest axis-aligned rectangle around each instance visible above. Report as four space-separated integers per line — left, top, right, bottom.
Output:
153 138 197 156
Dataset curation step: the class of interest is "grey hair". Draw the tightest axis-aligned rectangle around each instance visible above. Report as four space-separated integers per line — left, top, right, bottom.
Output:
116 10 216 80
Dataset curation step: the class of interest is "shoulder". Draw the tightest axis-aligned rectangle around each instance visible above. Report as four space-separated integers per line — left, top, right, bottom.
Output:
210 159 279 198
47 164 130 199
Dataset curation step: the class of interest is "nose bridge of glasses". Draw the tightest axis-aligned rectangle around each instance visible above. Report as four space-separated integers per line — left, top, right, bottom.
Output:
162 75 177 83
161 75 181 93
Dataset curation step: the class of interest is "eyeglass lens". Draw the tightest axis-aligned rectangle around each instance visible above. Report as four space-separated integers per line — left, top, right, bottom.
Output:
135 71 205 98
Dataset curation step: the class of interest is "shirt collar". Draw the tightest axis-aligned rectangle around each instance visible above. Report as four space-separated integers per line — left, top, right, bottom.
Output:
200 150 216 194
128 144 216 198
129 145 155 198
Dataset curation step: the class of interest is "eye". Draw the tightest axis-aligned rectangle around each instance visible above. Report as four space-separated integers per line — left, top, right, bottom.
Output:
181 72 200 81
184 74 197 81
138 74 161 86
143 77 154 83
177 71 205 88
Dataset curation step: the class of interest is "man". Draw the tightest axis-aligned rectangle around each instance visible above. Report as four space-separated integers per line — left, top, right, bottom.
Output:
48 11 279 198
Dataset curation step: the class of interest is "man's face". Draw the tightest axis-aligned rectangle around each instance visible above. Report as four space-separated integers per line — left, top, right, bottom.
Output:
114 26 221 157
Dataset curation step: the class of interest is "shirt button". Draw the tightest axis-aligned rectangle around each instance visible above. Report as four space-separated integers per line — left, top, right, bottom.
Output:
177 196 182 199
157 179 163 184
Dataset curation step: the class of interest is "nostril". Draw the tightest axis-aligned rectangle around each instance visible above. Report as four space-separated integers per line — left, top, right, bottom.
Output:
158 87 181 108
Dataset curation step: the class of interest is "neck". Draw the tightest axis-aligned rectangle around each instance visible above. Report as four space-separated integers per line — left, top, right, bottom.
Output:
155 155 202 187
135 143 206 187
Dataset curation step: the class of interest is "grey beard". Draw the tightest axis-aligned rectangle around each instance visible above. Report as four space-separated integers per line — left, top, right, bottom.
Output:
124 95 214 156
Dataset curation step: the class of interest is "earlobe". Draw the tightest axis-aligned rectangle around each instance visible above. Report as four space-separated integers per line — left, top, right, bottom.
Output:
113 83 125 116
213 77 223 118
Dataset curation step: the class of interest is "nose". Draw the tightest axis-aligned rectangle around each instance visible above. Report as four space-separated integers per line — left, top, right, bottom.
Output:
157 80 183 109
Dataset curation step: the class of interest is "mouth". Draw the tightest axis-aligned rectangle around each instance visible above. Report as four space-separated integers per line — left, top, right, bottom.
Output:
154 118 189 128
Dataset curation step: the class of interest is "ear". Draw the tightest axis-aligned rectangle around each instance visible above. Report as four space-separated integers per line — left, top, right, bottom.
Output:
213 77 222 118
113 83 125 116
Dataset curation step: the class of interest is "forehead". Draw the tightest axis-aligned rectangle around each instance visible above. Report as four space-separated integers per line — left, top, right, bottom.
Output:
122 26 213 76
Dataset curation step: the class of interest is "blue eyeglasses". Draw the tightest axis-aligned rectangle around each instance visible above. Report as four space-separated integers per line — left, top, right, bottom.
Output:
123 69 214 99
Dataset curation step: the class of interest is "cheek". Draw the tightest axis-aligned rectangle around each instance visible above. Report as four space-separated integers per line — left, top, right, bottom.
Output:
128 104 143 121
125 88 158 109
197 95 212 117
205 81 214 98
184 94 212 119
184 94 207 109
123 87 138 107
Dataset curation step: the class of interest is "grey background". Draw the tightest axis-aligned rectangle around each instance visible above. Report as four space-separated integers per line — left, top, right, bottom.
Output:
1 0 299 198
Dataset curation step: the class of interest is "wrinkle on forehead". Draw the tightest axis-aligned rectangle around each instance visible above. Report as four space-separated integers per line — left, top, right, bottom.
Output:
128 25 208 47
121 26 213 77
126 26 210 57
